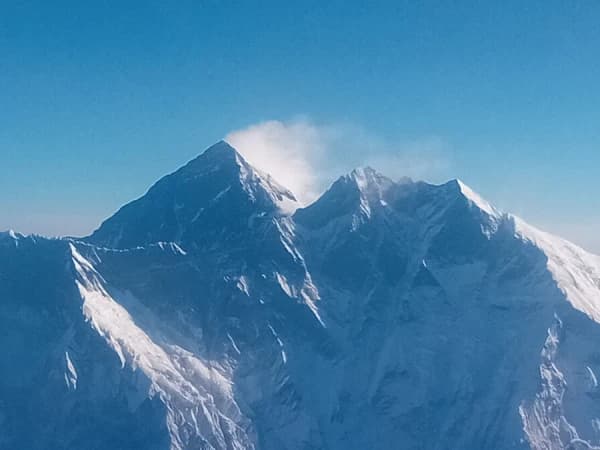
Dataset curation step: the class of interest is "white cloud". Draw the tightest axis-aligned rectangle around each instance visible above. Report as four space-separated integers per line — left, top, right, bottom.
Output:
225 118 451 205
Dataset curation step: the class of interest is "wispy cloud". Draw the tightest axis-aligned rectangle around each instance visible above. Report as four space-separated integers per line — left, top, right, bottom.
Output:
226 118 452 204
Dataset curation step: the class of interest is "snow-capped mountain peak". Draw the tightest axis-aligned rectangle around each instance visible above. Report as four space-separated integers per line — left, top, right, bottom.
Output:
293 167 397 230
348 166 391 187
4 140 600 450
87 142 297 249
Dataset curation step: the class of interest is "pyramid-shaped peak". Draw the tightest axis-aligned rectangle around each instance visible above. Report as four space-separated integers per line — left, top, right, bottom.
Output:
349 166 390 183
86 140 299 249
294 167 397 229
164 140 297 205
343 166 395 197
182 140 243 172
443 178 500 218
350 166 379 178
202 140 239 157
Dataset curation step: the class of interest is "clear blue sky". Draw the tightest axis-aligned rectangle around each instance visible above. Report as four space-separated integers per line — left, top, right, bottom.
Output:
1 1 599 251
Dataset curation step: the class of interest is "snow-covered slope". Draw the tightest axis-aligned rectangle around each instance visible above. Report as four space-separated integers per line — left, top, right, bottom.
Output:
2 142 600 450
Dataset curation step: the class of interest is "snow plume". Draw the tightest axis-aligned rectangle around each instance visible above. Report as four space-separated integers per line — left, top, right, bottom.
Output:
225 118 452 205
226 119 326 204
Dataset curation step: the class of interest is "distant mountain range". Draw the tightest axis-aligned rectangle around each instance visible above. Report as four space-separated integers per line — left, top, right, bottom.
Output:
2 141 600 449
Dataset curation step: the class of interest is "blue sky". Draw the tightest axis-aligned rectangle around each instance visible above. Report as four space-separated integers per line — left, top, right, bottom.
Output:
1 1 599 251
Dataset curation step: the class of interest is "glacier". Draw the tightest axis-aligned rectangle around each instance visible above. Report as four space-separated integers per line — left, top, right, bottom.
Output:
1 141 600 449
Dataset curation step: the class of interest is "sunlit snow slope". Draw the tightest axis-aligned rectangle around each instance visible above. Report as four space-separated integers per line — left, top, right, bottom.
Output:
2 142 600 450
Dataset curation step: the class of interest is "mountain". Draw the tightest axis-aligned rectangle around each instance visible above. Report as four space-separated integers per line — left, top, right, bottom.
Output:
2 142 600 450
88 141 297 249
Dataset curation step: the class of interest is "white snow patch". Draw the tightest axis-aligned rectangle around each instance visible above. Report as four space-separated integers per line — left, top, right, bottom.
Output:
172 243 187 256
191 208 205 223
64 351 78 391
236 276 250 297
275 272 295 298
587 366 598 389
300 275 325 327
275 218 302 262
213 186 231 202
156 242 188 256
227 334 241 355
268 324 287 364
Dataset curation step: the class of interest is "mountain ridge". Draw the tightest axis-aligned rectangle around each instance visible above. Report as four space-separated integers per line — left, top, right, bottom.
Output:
2 141 600 449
